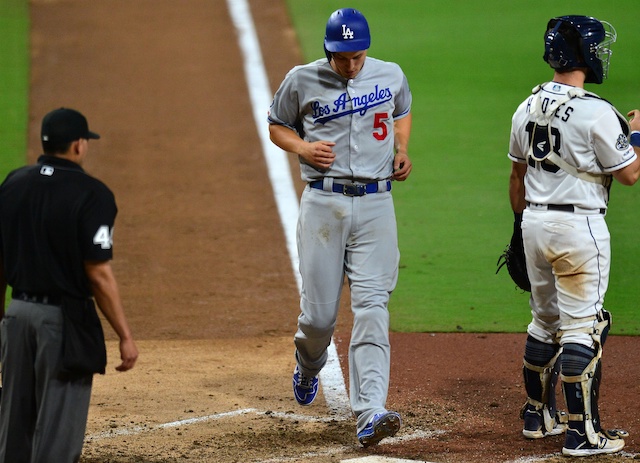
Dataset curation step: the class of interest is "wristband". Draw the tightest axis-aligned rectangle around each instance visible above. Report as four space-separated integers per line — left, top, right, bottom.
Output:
514 211 523 223
631 131 640 148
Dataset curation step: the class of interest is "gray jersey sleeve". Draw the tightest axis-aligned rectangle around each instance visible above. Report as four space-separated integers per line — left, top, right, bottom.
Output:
268 64 308 136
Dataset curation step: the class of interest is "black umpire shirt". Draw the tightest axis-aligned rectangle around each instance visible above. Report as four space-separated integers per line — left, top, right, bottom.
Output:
0 155 116 300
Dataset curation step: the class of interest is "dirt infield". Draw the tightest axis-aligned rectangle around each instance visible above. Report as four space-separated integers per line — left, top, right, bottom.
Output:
27 1 640 462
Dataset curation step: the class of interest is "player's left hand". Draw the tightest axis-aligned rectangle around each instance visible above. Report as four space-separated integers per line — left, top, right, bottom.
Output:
392 153 412 181
628 109 640 132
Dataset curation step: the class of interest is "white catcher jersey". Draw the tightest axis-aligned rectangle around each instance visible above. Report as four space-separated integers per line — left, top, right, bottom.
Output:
509 82 636 211
268 57 412 182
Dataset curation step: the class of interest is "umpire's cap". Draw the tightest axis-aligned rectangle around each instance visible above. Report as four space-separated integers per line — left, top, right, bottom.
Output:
41 108 100 150
324 8 370 53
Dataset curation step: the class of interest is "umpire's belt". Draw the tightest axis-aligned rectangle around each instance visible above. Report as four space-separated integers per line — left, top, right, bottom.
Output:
309 179 392 196
12 290 62 306
526 202 605 215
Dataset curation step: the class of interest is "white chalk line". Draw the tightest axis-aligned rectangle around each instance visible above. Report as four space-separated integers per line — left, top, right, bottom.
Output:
85 406 440 441
85 408 345 440
225 0 350 418
86 408 343 440
85 408 258 440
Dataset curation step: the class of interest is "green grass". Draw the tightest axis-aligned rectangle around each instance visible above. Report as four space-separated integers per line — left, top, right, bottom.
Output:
0 0 29 178
0 0 29 308
284 0 640 334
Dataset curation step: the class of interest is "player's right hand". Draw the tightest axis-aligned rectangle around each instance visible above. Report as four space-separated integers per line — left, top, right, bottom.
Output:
302 141 336 170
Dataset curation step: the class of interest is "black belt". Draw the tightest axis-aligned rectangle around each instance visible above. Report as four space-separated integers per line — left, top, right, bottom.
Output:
12 290 63 306
309 180 391 196
527 202 605 215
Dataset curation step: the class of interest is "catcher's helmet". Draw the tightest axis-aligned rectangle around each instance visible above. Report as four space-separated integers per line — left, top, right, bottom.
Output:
324 8 370 54
543 15 616 84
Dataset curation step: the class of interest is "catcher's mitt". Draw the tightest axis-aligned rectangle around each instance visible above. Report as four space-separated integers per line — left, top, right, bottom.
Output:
496 213 531 292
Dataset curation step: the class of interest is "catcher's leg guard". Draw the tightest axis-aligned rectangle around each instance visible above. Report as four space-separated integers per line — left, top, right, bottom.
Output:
520 336 566 439
560 311 627 456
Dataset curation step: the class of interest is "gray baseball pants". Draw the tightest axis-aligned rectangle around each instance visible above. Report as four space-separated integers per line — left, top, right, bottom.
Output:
0 299 93 463
294 187 399 433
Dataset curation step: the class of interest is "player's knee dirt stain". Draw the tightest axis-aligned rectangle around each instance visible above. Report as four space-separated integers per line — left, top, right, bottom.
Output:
553 257 587 301
318 225 331 244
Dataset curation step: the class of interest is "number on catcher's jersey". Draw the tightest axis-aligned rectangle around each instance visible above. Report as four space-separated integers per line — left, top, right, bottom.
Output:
526 121 561 173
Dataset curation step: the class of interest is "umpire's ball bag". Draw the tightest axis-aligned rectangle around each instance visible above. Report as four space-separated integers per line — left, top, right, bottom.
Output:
60 296 107 375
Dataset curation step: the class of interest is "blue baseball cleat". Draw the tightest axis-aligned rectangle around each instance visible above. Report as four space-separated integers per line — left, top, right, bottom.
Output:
292 365 318 406
357 411 402 447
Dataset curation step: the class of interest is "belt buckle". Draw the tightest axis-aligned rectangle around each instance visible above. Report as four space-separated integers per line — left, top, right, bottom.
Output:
342 184 365 196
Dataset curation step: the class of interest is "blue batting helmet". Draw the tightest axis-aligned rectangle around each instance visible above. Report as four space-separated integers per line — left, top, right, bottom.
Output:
324 8 371 54
543 15 616 84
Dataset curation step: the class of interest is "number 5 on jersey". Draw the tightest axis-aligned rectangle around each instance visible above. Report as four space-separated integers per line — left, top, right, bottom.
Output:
373 112 389 140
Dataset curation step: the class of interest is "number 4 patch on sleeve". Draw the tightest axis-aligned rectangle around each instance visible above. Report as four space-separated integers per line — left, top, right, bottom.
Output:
93 225 114 250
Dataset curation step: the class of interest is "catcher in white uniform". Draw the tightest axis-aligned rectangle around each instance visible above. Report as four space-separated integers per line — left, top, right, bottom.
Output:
508 15 640 457
268 8 412 447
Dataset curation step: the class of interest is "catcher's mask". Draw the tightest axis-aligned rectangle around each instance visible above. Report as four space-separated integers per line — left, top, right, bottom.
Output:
543 15 616 84
324 8 370 61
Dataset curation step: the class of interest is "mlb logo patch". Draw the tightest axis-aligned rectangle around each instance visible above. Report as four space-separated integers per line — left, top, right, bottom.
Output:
40 166 55 176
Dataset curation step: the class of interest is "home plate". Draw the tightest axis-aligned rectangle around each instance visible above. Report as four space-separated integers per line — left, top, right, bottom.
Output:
341 457 435 463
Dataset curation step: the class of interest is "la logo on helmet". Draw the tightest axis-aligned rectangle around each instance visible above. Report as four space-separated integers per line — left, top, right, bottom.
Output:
341 25 354 40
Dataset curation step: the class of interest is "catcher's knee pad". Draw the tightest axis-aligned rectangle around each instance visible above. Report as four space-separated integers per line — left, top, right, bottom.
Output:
521 337 564 434
557 309 611 348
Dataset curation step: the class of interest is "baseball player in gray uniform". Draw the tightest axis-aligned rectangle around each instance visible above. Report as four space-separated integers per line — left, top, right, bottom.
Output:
268 8 412 447
508 15 640 457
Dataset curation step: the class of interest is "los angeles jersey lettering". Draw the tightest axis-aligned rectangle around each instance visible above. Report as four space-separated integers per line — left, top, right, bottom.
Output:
311 85 393 124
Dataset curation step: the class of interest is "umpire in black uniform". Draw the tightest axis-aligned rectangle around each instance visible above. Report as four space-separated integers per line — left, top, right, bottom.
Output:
0 108 138 462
